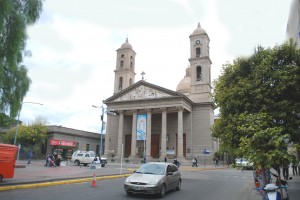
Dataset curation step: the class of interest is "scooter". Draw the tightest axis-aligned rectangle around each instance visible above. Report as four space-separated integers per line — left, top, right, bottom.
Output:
262 172 292 200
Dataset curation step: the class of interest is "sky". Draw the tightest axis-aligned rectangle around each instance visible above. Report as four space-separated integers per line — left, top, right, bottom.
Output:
21 0 292 133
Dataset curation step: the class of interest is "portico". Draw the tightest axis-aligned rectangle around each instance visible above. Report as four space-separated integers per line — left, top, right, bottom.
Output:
103 81 192 161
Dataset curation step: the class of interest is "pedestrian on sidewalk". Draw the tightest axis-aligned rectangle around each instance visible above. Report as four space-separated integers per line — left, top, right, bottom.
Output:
27 150 32 165
215 157 219 167
283 162 289 180
291 158 298 175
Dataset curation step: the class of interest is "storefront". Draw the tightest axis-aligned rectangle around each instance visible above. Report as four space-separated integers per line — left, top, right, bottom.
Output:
49 139 77 159
46 125 105 160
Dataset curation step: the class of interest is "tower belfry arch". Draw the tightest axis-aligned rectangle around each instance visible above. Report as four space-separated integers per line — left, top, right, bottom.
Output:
114 38 136 94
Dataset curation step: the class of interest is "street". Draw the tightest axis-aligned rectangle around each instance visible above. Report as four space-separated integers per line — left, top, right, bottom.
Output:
0 168 256 200
1 168 299 200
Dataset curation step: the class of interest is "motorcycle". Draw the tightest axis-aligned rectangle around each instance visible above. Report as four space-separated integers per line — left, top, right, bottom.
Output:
261 172 292 200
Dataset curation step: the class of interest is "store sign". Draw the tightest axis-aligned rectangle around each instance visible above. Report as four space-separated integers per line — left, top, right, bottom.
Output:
50 139 77 147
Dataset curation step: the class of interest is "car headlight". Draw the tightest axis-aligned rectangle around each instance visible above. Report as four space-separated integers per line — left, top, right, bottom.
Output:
148 179 158 185
125 177 130 183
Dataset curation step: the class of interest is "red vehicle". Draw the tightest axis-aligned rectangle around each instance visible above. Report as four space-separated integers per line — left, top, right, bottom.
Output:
0 143 18 182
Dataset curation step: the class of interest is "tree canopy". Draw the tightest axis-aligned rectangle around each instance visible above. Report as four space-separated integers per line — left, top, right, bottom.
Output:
3 117 48 146
0 0 43 124
212 41 300 164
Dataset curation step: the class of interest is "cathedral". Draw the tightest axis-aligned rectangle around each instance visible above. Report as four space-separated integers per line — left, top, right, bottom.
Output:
103 23 217 162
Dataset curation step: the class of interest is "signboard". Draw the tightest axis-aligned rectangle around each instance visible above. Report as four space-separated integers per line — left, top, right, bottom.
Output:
202 149 210 155
50 139 77 147
136 114 147 140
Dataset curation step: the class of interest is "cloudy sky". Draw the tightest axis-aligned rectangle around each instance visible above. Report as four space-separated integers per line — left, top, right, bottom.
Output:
21 0 292 133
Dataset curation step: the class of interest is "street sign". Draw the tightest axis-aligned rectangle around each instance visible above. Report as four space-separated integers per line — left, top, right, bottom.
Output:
202 149 210 154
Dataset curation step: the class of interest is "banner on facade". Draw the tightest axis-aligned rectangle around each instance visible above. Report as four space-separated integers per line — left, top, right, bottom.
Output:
136 114 147 140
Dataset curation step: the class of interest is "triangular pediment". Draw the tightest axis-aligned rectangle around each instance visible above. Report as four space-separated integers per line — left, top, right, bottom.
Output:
114 85 172 102
105 80 186 103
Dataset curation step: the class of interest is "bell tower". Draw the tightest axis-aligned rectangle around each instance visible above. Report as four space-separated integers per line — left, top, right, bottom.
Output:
114 38 136 94
188 23 212 103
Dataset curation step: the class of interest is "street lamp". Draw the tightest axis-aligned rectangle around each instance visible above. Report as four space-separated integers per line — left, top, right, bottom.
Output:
13 101 43 164
92 105 105 164
13 101 43 145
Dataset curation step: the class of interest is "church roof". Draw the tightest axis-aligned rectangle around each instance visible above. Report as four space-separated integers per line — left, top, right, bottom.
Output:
176 66 191 94
120 38 132 49
190 22 207 36
104 80 193 104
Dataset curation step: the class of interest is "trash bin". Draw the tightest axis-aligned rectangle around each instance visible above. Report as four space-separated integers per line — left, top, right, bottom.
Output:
0 143 18 182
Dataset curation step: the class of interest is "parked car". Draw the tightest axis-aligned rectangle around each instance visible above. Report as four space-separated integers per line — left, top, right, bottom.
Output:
124 162 181 197
71 150 96 166
235 158 253 170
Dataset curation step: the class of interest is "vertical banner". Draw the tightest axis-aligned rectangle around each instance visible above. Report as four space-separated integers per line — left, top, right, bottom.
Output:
137 114 147 140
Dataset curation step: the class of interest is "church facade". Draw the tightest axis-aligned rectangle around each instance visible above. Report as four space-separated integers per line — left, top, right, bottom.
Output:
103 23 217 162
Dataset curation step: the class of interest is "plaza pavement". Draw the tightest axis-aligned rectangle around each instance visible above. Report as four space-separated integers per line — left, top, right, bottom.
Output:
0 159 268 200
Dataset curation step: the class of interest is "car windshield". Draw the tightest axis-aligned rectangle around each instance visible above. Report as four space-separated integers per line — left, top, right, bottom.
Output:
136 163 165 175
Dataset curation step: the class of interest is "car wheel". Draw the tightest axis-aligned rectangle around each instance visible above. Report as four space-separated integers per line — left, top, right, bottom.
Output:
159 184 166 198
176 179 181 191
75 160 80 166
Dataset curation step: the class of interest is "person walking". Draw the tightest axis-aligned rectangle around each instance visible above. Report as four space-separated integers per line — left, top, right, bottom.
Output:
164 156 167 162
291 159 298 175
283 162 290 180
215 157 219 167
27 150 33 165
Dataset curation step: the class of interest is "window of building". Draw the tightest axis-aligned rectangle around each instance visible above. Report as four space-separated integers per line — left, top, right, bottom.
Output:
196 48 201 57
120 60 124 68
196 66 202 81
121 54 124 58
86 144 90 151
129 78 132 86
119 77 123 90
130 61 133 69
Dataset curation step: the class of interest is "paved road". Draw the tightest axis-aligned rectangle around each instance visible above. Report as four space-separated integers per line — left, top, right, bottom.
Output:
0 168 256 200
1 159 300 200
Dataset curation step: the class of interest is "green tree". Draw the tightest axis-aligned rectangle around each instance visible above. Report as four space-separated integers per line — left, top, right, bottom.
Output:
212 41 300 172
0 0 43 123
4 117 48 146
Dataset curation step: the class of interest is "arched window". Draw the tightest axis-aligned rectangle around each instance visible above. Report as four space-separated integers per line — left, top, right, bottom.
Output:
129 78 132 86
130 61 133 69
196 48 201 57
196 66 202 81
120 60 124 68
121 54 124 58
119 77 123 90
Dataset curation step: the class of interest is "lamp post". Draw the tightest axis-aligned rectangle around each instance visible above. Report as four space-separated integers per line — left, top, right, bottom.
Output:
13 101 43 163
92 105 105 164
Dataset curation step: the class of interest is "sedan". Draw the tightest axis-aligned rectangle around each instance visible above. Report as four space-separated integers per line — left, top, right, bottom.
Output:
124 162 181 197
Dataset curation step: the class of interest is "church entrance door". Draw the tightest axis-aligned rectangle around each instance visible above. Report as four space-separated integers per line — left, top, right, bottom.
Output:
151 134 159 158
125 135 131 157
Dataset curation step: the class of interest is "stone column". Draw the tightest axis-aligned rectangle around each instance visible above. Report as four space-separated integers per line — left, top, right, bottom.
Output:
130 110 137 158
177 107 184 159
146 109 152 160
117 110 124 158
160 108 167 160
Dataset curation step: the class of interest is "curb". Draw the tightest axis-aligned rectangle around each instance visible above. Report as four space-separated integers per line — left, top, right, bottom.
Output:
0 174 131 192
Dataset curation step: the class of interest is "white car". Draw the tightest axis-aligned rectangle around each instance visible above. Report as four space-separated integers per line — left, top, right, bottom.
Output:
235 158 253 169
124 162 181 197
71 150 96 166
